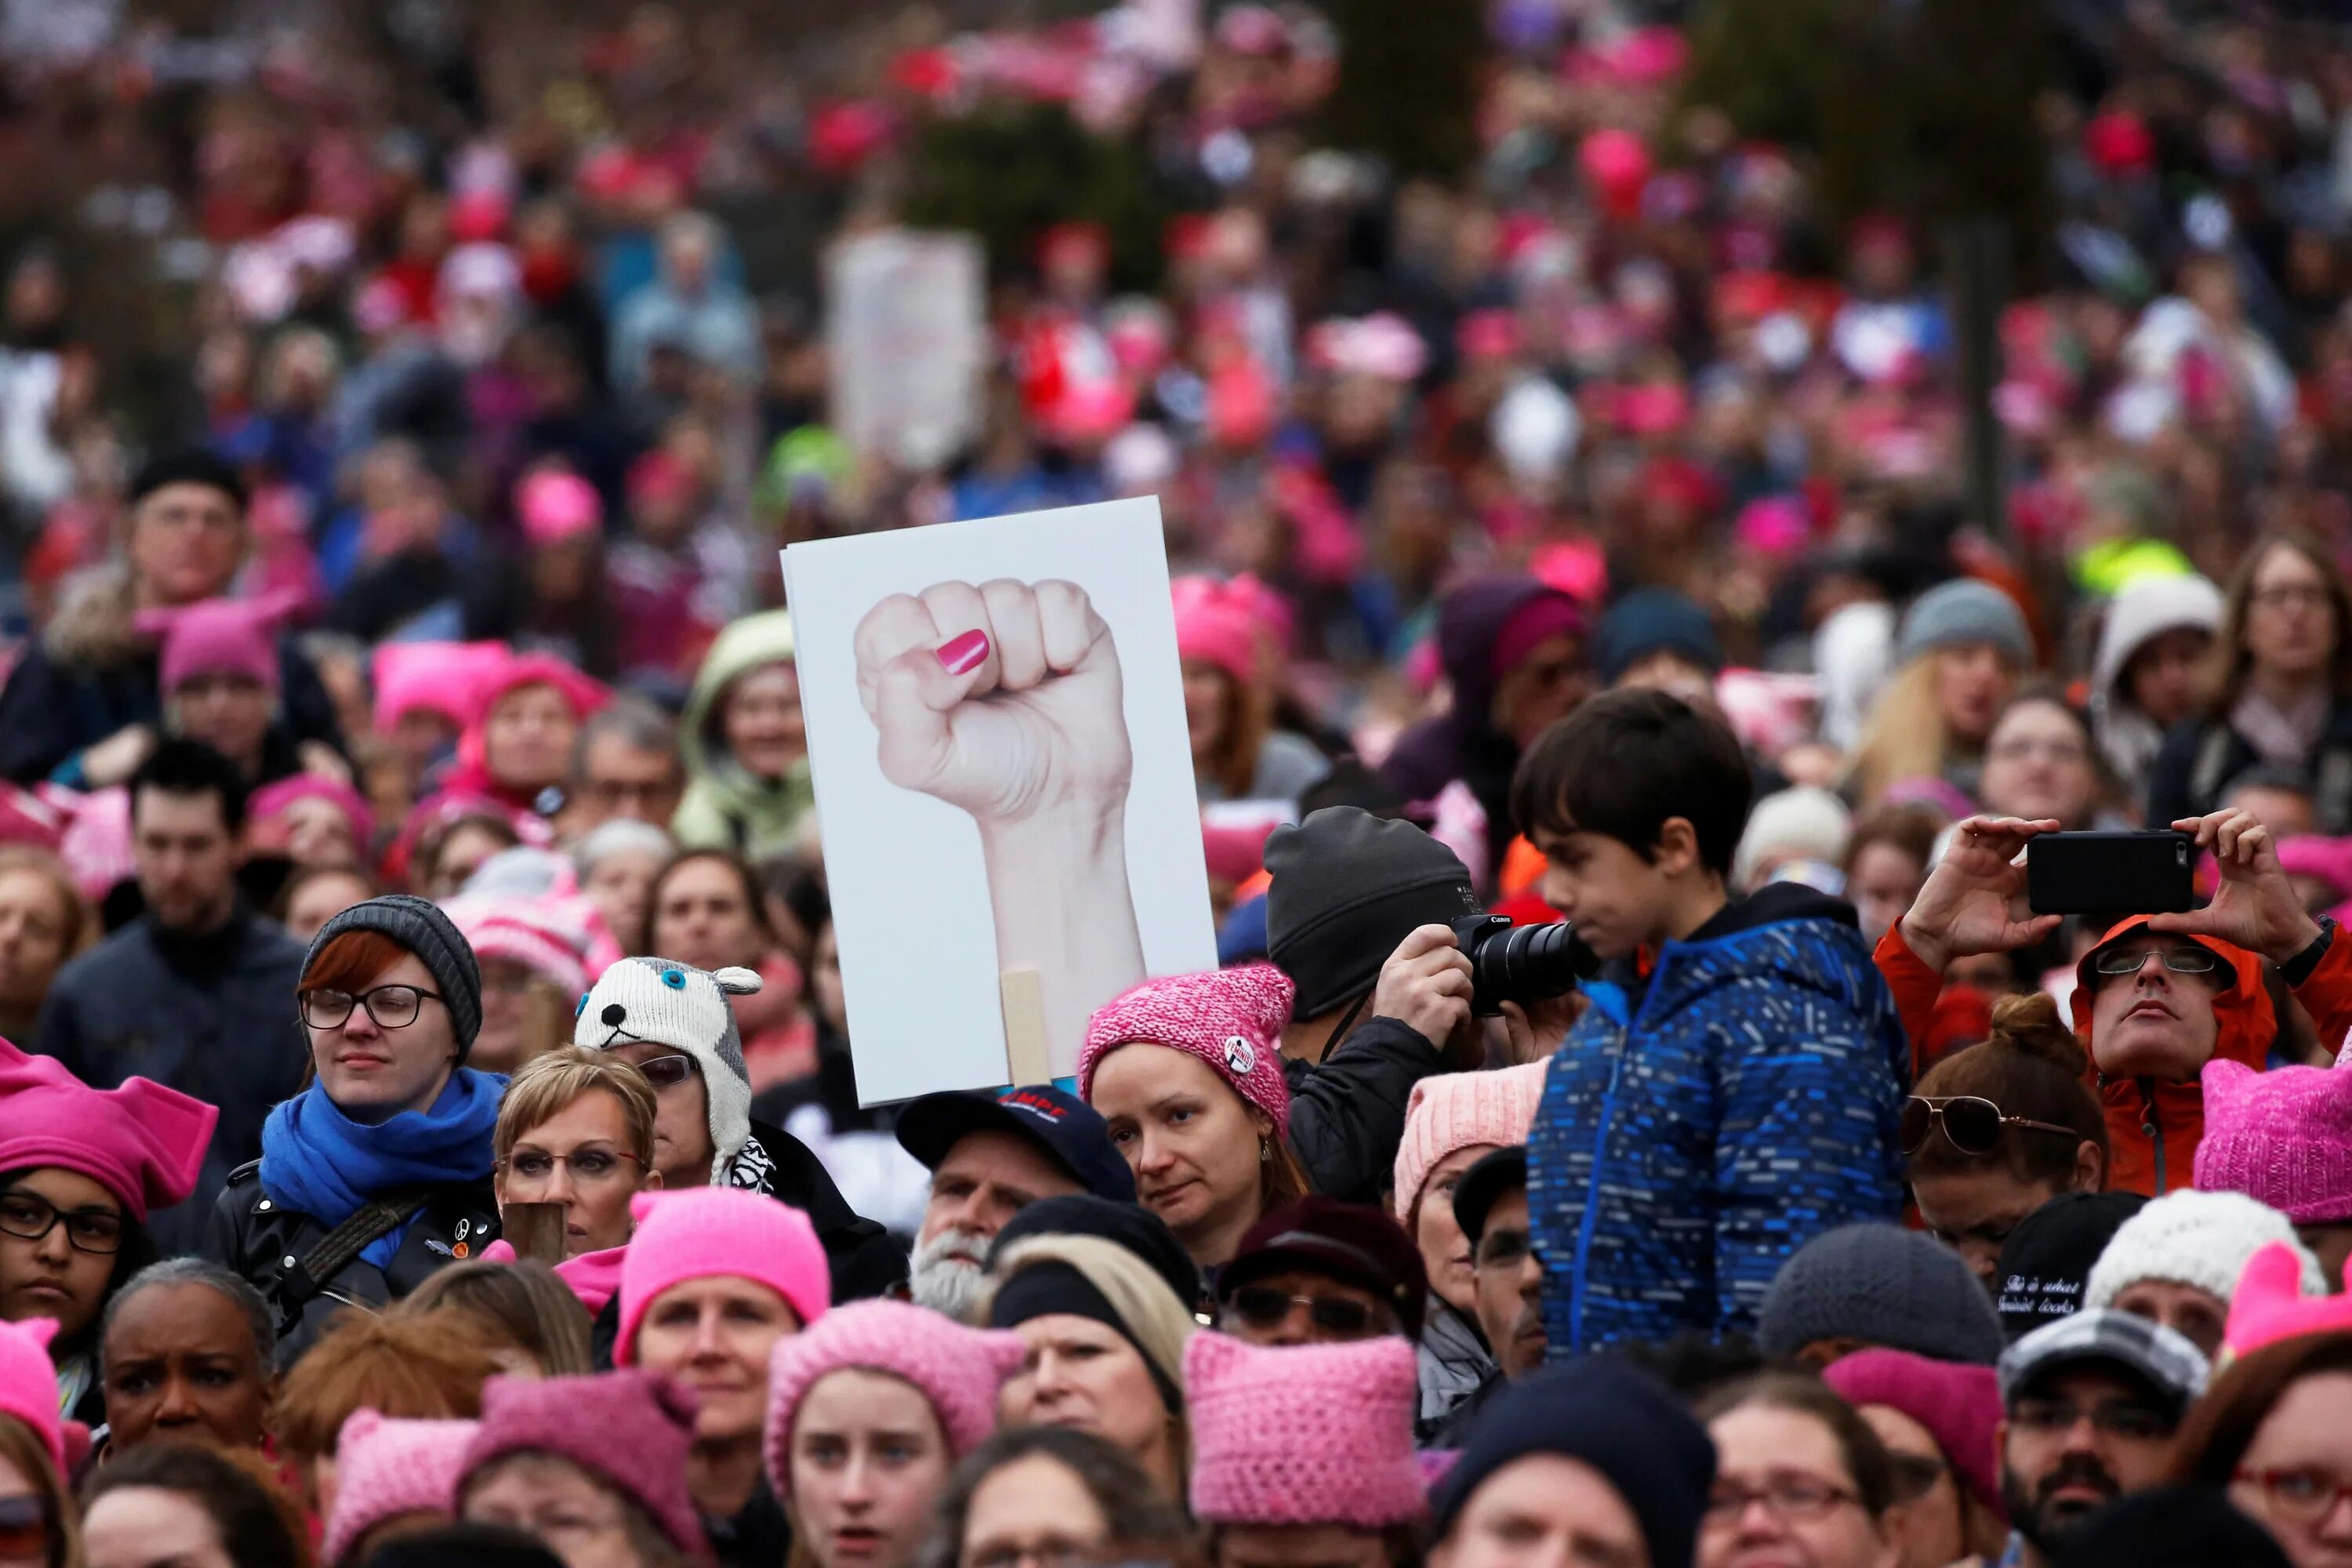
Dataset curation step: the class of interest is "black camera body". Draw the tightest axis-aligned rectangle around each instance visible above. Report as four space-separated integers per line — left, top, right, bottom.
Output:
1450 914 1602 1017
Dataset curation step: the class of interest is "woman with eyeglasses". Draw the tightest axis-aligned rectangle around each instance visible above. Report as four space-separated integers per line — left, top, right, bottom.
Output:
485 1047 660 1300
1901 992 2107 1287
205 895 505 1361
2150 533 2352 833
1697 1373 1902 1568
2172 1327 2352 1568
1976 689 2118 831
924 1425 1192 1568
1822 1350 2009 1568
0 1038 212 1428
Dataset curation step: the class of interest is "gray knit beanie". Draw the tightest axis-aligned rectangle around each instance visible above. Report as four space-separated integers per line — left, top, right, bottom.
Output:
303 894 484 1057
1759 1223 2007 1366
1896 579 2031 667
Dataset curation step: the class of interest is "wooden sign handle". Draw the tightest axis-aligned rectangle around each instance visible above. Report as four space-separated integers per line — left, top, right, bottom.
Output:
504 1202 568 1265
1000 968 1051 1087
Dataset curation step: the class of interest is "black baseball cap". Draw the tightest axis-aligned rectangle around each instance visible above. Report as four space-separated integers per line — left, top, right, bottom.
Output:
1453 1146 1529 1247
895 1085 1135 1203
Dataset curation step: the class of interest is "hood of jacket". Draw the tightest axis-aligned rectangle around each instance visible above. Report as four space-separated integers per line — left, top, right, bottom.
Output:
43 564 147 670
681 608 796 783
1432 575 1579 746
2068 913 2270 1196
1627 882 1882 1025
2091 575 2224 713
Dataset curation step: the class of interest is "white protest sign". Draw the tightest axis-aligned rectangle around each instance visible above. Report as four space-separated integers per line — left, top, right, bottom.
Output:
785 496 1215 1103
823 229 985 471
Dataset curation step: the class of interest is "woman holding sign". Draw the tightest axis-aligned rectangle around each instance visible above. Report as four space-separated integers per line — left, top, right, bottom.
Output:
1077 964 1311 1269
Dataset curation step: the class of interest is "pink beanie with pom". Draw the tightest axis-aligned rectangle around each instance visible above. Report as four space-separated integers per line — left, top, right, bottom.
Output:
1391 1062 1548 1222
1185 1330 1425 1528
0 1320 64 1475
762 1301 1025 1499
1080 964 1294 1135
321 1410 477 1565
616 1189 829 1365
2195 1052 2352 1222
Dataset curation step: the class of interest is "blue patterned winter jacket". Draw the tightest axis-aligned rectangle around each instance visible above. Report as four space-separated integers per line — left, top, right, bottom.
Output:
1529 884 1908 1356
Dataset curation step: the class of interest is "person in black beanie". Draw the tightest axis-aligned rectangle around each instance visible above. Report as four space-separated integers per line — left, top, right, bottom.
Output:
0 447 346 784
1428 1358 1715 1568
1262 807 1486 1203
2053 1486 2292 1568
989 1193 1203 1314
1995 1192 2148 1341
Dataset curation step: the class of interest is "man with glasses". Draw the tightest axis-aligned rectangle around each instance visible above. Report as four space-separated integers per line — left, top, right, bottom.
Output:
1994 1307 2208 1568
1214 1196 1425 1349
561 702 686 837
32 741 307 1254
1878 806 2352 1196
1425 1148 1544 1446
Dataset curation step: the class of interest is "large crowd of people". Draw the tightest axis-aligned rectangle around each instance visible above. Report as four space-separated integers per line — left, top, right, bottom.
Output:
0 0 2347 1566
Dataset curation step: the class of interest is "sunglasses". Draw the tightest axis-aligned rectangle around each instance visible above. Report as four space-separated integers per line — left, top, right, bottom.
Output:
1899 1096 2080 1156
634 1054 699 1091
1224 1286 1380 1339
0 1494 49 1558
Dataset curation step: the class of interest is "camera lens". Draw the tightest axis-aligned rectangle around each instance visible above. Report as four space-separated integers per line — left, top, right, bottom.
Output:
1454 917 1599 1014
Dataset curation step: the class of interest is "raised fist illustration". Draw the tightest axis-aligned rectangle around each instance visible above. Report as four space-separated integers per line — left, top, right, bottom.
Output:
854 579 1132 825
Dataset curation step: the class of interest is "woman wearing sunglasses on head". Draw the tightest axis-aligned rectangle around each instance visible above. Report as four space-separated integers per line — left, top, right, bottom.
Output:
1901 991 2107 1287
205 895 505 1362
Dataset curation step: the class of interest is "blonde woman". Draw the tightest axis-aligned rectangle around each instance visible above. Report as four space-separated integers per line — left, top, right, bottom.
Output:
1847 580 2031 807
985 1232 1199 1501
484 1047 661 1316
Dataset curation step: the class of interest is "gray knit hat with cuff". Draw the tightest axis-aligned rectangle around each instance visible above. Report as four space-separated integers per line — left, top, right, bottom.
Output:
304 893 484 1056
1896 579 2032 667
1759 1222 2007 1366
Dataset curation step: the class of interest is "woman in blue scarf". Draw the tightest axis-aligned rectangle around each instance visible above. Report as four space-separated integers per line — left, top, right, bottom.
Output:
203 894 505 1362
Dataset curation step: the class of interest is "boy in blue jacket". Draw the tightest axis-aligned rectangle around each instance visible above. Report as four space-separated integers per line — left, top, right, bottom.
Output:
1520 689 1907 1355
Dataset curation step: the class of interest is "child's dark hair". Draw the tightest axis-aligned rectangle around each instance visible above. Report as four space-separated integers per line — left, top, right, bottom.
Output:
1510 688 1751 875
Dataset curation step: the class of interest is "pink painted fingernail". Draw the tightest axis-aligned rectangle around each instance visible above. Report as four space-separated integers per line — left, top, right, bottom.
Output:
935 630 989 676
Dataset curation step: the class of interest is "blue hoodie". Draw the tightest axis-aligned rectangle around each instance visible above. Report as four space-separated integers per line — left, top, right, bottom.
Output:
1529 883 1908 1356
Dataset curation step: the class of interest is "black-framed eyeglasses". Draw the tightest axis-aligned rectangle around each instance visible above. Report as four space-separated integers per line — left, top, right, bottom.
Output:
2089 944 2219 981
1900 1096 2082 1156
0 1189 123 1254
1704 1475 1863 1525
633 1053 699 1091
1223 1286 1382 1339
300 984 444 1030
1886 1450 1949 1505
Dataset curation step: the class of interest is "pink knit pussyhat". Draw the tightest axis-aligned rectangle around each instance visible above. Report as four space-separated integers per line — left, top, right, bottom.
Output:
135 590 298 698
1185 1330 1425 1529
2194 1051 2352 1222
762 1301 1025 1500
1392 1062 1548 1222
1171 576 1263 686
615 1188 829 1365
0 1320 65 1475
321 1410 477 1565
1079 964 1294 1136
2224 1241 2352 1359
0 1036 216 1222
460 1372 706 1559
1821 1350 2004 1519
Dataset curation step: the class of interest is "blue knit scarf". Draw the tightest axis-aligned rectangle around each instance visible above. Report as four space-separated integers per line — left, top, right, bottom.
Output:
259 1069 506 1271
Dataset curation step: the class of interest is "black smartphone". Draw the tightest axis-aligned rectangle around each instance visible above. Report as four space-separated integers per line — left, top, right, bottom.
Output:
2025 830 2194 916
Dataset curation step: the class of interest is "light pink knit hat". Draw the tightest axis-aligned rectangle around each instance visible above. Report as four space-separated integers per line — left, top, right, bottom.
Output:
1391 1062 1548 1222
0 1320 64 1476
1079 964 1294 1135
321 1410 477 1565
615 1189 830 1365
1185 1330 1425 1528
762 1301 1025 1499
2194 1052 2352 1222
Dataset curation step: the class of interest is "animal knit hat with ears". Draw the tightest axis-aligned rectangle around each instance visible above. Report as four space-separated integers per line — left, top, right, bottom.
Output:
574 956 764 1184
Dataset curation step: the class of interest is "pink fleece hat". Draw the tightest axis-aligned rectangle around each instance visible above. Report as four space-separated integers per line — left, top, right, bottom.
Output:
515 470 602 548
2225 1241 2352 1359
461 1372 706 1559
1822 1350 2004 1519
616 1189 829 1365
1172 575 1263 687
371 641 510 732
1185 1330 1424 1528
322 1410 477 1564
0 1320 61 1475
136 592 296 697
1079 964 1294 1136
1392 1062 1548 1222
0 1036 215 1222
763 1301 1025 1498
2195 1053 2352 1222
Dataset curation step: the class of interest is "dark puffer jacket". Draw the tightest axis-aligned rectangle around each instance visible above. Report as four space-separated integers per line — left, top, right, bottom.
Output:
204 1162 500 1365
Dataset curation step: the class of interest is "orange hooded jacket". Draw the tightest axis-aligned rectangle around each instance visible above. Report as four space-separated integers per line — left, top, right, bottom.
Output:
1875 916 2352 1196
